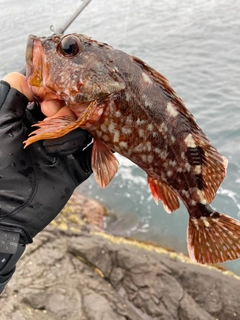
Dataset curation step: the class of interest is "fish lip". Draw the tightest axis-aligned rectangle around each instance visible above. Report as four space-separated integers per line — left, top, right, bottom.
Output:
25 35 36 80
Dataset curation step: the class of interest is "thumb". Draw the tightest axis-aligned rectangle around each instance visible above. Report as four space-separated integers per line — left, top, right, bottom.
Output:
3 72 33 102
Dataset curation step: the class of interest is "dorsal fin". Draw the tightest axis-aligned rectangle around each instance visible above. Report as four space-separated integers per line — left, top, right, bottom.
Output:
132 55 209 142
184 133 228 204
132 55 185 108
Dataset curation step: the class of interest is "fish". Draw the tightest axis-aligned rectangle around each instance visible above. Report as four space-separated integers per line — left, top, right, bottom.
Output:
24 33 240 265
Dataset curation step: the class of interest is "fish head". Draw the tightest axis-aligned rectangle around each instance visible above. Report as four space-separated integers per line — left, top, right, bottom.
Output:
26 34 125 105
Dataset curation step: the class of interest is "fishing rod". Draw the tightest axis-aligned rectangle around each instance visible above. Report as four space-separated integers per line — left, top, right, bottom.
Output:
20 0 92 75
54 0 92 34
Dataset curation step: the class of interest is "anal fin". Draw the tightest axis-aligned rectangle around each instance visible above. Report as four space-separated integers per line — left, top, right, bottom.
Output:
148 176 180 213
92 139 119 188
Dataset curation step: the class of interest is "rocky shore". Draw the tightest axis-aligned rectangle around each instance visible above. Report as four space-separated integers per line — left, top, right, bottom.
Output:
1 192 240 320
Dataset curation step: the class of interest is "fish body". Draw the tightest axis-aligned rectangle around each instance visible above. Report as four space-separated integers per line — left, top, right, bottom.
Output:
25 34 240 264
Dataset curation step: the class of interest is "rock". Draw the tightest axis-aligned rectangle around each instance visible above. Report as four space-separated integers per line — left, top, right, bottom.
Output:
51 192 106 230
1 194 240 320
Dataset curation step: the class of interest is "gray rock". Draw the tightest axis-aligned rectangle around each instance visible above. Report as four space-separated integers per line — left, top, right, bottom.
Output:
1 223 240 320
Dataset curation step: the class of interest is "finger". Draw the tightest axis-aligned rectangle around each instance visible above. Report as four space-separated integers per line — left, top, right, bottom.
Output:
3 72 33 102
42 104 77 120
40 100 64 117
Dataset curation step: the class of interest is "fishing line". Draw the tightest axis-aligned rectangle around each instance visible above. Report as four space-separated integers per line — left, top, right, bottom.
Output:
0 51 24 71
1 1 92 74
27 0 92 75
122 0 130 50
0 25 54 72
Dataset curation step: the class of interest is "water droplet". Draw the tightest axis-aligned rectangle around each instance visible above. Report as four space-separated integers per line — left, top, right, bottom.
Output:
11 162 16 167
38 213 45 220
50 25 55 34
7 130 14 138
0 175 3 179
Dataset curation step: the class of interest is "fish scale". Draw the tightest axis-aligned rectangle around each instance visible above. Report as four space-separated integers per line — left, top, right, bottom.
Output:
24 33 240 265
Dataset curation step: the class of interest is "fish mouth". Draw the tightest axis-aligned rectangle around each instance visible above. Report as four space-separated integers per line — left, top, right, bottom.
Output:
26 35 43 101
26 35 36 82
26 35 44 89
26 35 60 102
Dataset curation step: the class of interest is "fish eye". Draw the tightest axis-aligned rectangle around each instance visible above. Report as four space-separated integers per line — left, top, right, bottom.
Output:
58 35 82 57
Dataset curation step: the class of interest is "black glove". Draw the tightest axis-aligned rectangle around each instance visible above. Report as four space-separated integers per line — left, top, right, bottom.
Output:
0 79 93 293
0 80 92 249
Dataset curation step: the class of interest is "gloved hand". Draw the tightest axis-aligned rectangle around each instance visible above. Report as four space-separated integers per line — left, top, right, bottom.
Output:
0 79 92 252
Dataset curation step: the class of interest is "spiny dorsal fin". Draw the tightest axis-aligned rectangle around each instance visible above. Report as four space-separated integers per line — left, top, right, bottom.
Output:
132 55 210 142
132 55 185 108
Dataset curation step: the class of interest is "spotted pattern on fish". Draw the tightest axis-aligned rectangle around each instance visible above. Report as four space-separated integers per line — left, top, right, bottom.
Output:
24 33 240 265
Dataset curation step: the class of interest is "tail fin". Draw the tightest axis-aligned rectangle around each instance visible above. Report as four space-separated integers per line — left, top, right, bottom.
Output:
187 213 240 264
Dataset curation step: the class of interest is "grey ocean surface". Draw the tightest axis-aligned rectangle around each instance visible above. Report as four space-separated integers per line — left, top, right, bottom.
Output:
0 0 240 274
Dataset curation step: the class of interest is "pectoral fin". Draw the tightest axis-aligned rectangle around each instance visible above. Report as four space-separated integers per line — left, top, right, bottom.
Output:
24 100 103 148
24 116 76 147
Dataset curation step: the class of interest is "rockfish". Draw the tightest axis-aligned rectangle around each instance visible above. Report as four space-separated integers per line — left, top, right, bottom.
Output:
24 33 240 264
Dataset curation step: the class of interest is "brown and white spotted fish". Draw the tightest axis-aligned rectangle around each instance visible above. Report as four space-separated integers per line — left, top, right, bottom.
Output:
24 33 240 264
